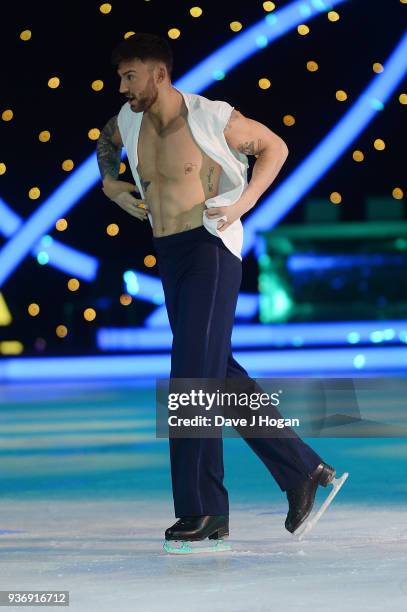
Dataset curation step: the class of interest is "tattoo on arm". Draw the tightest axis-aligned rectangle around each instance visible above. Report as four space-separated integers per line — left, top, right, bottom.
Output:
207 166 215 193
96 115 122 180
238 139 263 156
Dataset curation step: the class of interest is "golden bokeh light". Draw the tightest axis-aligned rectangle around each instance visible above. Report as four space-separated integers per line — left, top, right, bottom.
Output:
107 223 120 236
88 128 100 140
55 218 68 231
20 30 32 41
120 294 133 306
230 21 243 32
392 187 404 200
336 90 348 101
168 28 181 39
297 24 310 35
29 187 41 200
124 31 135 39
373 138 385 150
28 303 40 316
0 341 23 355
68 278 80 292
190 6 203 17
399 93 407 104
84 308 96 322
258 78 271 90
0 163 6 175
38 130 51 142
283 115 295 126
352 150 364 162
144 254 156 268
119 162 126 174
62 159 74 171
263 1 276 11
327 11 340 21
2 109 13 121
373 62 384 73
48 77 60 89
99 3 112 14
307 61 319 72
330 192 342 205
56 325 68 338
91 80 104 91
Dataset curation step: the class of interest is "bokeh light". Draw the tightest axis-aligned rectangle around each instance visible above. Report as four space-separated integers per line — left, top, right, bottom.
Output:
336 90 348 101
190 7 203 17
88 128 100 140
327 11 340 22
67 278 80 292
28 303 40 316
263 2 275 11
2 109 13 121
99 3 112 14
392 187 403 199
168 28 181 39
38 131 51 142
20 30 32 41
297 25 310 35
48 77 60 89
144 255 156 268
91 80 104 91
120 294 133 306
83 308 96 321
107 223 120 236
352 150 364 162
29 187 41 200
230 21 243 32
55 218 68 231
62 159 74 171
307 61 319 72
330 192 342 205
56 325 68 338
283 115 295 126
374 138 385 150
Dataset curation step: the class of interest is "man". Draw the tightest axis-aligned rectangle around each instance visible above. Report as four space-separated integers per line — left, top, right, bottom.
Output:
96 33 340 550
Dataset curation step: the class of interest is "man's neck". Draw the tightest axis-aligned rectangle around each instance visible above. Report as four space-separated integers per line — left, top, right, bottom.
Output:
146 87 185 132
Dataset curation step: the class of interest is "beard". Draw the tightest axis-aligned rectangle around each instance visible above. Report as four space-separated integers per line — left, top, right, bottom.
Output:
129 76 159 112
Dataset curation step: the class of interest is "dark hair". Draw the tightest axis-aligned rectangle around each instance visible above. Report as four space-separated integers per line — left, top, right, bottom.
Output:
111 33 173 81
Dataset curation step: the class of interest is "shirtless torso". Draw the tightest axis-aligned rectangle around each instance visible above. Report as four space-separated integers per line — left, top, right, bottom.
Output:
137 99 223 237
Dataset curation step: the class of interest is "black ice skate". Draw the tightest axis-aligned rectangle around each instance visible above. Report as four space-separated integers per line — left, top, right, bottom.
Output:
163 515 231 554
285 462 349 539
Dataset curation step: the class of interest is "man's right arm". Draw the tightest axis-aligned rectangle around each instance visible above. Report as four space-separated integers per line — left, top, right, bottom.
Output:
96 115 123 185
96 115 149 221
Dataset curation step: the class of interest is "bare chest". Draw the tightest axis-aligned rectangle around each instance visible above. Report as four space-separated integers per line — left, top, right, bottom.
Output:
136 113 221 183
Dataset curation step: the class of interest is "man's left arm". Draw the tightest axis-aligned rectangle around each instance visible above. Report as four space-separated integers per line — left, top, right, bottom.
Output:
205 108 289 230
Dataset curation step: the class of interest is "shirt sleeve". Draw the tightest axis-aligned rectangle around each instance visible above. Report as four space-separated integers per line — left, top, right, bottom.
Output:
117 101 132 145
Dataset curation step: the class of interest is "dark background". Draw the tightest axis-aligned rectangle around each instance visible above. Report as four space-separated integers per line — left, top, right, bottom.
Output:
0 0 405 354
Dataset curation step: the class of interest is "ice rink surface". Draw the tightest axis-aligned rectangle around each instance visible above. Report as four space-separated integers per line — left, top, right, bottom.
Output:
0 380 406 611
1 501 407 612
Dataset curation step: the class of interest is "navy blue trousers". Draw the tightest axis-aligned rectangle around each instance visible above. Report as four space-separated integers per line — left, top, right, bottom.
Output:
153 225 322 517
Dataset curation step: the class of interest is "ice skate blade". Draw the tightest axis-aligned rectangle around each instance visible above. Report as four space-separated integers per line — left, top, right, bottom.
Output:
295 472 349 541
163 538 232 555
